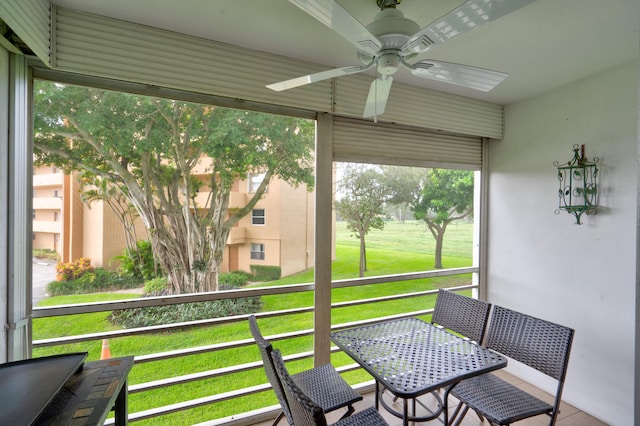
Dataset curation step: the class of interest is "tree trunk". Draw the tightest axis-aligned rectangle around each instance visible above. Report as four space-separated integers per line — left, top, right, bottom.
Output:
359 234 366 277
433 222 449 269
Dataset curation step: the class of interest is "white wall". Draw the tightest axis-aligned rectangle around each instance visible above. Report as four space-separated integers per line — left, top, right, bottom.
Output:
487 60 638 425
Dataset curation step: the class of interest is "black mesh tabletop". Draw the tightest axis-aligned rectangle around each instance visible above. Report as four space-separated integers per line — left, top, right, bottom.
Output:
331 317 507 399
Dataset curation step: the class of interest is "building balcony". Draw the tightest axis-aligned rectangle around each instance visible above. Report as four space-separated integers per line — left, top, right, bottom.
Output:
33 220 61 233
33 197 63 210
33 173 64 187
229 191 246 208
227 226 245 245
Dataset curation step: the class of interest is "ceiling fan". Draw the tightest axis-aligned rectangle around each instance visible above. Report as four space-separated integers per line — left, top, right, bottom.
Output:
267 0 538 119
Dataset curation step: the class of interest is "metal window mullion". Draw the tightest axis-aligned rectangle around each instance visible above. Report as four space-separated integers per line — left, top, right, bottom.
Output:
6 53 32 361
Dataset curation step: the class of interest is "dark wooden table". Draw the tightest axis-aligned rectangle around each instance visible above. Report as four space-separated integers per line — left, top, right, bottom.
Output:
35 356 134 425
331 318 507 426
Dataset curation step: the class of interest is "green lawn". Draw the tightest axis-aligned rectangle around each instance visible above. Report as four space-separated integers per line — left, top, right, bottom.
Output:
32 220 474 425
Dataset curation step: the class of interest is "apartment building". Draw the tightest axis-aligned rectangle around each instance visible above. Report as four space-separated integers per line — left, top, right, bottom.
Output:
32 165 63 253
32 164 315 277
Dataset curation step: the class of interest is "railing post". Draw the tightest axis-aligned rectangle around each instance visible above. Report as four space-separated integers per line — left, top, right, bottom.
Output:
314 112 333 366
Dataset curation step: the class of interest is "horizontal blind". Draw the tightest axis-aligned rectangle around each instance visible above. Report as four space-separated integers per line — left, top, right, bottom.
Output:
51 6 503 140
333 116 482 170
335 75 503 139
52 7 332 113
0 0 50 65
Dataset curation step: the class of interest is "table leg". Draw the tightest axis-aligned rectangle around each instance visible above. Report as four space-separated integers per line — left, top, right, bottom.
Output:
114 378 128 425
375 381 380 411
443 384 456 426
403 398 409 426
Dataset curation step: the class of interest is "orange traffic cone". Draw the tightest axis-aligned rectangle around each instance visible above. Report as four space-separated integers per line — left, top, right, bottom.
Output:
100 339 111 360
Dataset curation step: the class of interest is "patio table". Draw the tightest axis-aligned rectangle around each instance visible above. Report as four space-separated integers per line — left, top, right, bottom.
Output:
331 317 507 425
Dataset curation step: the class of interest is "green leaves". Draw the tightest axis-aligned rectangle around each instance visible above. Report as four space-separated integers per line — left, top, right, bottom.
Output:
414 169 474 225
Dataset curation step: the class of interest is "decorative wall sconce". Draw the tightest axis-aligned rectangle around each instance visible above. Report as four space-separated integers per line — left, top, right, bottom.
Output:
554 144 599 225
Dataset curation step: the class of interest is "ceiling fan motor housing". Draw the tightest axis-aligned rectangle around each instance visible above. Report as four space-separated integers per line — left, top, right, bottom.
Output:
364 8 420 75
366 9 420 51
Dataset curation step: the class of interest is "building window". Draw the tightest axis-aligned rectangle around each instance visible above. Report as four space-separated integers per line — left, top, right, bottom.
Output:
248 173 267 193
250 243 265 260
53 211 59 222
53 190 59 197
252 209 265 225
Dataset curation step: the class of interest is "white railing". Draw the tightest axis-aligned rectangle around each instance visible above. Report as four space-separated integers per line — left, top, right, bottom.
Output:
32 267 478 425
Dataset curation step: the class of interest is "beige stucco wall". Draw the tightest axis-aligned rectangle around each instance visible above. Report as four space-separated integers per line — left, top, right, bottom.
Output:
231 175 315 277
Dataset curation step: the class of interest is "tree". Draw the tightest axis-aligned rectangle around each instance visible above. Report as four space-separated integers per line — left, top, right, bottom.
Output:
413 169 474 269
335 164 389 277
380 165 423 222
33 81 314 293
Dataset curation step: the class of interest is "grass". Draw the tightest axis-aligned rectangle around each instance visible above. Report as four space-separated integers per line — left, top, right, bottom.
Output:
32 220 474 425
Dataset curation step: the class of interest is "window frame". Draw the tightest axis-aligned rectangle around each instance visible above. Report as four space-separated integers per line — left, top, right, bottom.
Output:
250 243 265 260
248 172 267 193
251 209 266 226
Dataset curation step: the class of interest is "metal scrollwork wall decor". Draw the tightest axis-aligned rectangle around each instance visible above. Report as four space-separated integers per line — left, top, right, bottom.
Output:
554 144 599 225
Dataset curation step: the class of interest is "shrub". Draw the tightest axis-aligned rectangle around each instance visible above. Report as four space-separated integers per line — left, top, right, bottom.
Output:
108 297 262 328
219 271 252 289
250 265 281 281
47 267 143 296
109 271 260 328
56 257 94 282
114 240 161 281
33 248 60 261
144 277 169 296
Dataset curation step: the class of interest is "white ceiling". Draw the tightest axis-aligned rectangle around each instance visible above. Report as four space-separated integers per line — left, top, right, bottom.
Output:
51 0 639 105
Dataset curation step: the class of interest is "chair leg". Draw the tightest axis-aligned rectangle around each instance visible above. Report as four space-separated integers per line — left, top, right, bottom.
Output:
449 402 469 426
339 404 356 420
271 411 285 426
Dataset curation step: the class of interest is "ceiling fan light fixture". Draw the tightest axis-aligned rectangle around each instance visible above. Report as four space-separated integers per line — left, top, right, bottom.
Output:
377 51 401 75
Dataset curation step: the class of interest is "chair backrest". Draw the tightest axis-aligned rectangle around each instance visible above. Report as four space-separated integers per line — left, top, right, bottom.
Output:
248 315 293 425
485 305 575 423
431 289 491 343
271 348 327 426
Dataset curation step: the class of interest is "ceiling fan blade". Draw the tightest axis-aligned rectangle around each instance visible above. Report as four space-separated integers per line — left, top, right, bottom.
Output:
408 60 508 92
363 76 393 118
288 0 382 56
403 0 539 54
266 62 374 91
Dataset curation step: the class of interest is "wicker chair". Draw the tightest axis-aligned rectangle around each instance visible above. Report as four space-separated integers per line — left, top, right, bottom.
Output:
271 348 389 426
450 305 575 425
248 315 362 425
431 288 491 343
